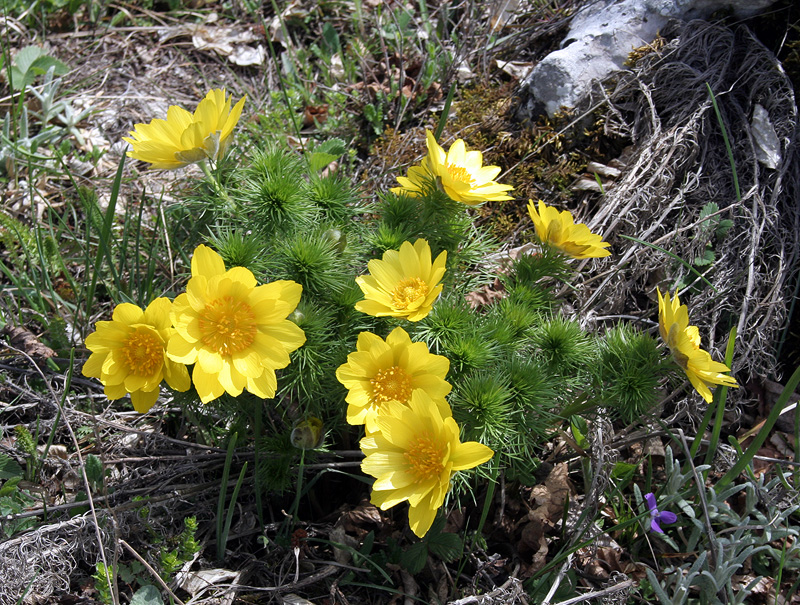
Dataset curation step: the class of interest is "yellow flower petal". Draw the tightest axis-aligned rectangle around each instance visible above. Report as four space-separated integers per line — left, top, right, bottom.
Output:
528 199 611 259
360 391 493 538
112 303 144 325
125 89 246 169
355 239 446 322
191 244 227 279
657 288 738 403
130 388 160 413
167 244 305 403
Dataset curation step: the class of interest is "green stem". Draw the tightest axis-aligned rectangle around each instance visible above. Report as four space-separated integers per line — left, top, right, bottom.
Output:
289 448 306 524
703 326 737 473
198 160 231 205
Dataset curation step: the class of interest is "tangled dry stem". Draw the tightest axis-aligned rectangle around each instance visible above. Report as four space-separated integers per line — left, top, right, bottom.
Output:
577 19 800 384
0 515 108 603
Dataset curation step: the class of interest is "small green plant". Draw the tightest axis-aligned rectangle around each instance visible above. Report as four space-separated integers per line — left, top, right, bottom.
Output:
92 562 115 604
6 46 69 92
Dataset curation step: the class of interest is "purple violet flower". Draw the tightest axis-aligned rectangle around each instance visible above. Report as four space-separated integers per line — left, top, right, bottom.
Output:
645 492 677 533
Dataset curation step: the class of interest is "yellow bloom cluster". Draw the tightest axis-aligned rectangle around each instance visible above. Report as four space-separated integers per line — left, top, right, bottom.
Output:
345 235 492 536
337 330 493 537
657 289 738 403
83 244 305 409
86 99 733 542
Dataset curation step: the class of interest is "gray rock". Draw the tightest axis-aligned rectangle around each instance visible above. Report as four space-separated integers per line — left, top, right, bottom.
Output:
517 0 780 118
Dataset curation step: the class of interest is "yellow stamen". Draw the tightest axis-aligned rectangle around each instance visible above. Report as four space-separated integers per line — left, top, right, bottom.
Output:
123 328 163 376
391 277 429 310
447 164 472 184
198 296 257 356
404 433 445 482
370 366 413 404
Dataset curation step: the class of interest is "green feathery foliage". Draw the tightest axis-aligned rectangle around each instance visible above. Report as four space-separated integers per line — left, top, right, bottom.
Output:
277 301 349 416
412 294 474 354
531 315 595 373
484 297 541 348
505 355 560 419
307 171 362 223
238 147 317 232
596 324 664 423
205 228 270 274
256 432 295 494
441 329 500 379
451 370 515 450
506 245 571 286
269 226 353 298
13 425 36 459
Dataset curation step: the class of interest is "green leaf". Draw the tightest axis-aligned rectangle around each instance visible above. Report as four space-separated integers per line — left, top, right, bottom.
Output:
569 416 589 449
693 248 715 266
118 563 136 584
401 541 428 575
0 454 23 480
69 491 90 516
321 22 341 55
610 461 638 480
85 454 104 488
30 56 69 77
13 46 45 76
716 218 733 239
0 477 21 497
9 46 69 90
316 137 346 156
130 585 164 605
427 532 462 562
309 152 340 172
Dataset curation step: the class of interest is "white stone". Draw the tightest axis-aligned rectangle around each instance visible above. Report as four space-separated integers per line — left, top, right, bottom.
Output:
520 0 781 117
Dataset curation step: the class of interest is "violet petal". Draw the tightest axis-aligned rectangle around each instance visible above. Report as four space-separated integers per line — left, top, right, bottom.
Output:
650 518 664 533
659 510 678 525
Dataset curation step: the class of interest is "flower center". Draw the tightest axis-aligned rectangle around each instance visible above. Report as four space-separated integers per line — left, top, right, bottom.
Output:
198 296 257 356
370 366 413 404
122 328 164 376
447 163 473 184
404 433 445 482
391 277 429 310
667 324 691 370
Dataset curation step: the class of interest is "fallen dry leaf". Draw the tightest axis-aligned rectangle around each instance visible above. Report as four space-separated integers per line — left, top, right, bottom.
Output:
465 278 506 310
2 326 56 360
517 463 574 572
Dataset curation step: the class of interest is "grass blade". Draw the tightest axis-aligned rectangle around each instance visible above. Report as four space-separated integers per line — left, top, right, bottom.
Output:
718 364 800 488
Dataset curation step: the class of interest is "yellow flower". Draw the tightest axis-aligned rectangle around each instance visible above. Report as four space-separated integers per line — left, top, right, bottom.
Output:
167 244 306 403
390 130 514 205
527 199 611 258
82 299 190 413
355 238 446 322
657 288 738 403
336 327 452 431
360 391 494 538
123 89 246 170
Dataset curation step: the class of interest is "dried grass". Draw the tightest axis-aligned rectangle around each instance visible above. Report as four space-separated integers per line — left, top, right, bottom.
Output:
577 19 800 383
